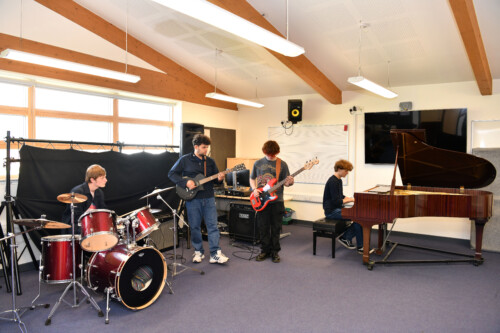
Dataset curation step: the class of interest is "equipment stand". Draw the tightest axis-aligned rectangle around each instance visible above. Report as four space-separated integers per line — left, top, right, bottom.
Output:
0 231 49 333
45 195 103 325
157 194 203 293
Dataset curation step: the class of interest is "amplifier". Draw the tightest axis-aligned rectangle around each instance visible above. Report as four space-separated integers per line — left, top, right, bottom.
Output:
147 220 178 251
229 203 259 243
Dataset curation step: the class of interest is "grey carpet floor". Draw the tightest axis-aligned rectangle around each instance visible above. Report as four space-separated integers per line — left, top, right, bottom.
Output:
1 223 499 333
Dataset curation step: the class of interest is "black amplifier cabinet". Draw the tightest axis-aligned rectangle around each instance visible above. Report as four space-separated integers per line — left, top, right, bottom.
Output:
229 203 259 243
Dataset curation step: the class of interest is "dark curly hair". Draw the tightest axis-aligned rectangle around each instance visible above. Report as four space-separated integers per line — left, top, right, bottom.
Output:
262 140 280 155
192 134 211 147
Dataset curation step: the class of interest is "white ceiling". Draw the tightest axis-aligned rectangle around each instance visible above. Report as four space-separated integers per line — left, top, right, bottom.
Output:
3 0 500 102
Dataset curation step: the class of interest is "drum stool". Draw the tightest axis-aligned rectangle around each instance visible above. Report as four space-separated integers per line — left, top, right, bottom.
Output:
312 218 350 258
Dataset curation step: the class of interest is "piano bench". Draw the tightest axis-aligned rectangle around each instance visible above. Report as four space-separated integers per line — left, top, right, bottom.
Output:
313 218 350 258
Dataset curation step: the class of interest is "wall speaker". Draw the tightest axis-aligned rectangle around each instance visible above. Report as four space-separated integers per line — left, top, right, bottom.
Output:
147 220 178 251
229 203 259 243
180 123 204 156
288 99 302 124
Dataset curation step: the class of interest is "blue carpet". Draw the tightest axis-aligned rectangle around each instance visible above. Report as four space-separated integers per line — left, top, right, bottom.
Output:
1 223 499 332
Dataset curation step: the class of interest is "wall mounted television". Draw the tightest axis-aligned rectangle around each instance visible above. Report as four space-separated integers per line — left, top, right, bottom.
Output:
364 108 467 164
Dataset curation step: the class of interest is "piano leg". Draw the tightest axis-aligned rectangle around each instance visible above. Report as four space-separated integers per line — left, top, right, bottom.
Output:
473 219 487 266
362 226 372 267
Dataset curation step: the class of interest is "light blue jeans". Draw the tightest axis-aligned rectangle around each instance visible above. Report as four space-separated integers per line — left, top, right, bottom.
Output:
185 197 220 256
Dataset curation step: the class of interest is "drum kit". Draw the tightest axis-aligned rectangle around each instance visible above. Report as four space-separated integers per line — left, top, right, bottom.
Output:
2 187 182 331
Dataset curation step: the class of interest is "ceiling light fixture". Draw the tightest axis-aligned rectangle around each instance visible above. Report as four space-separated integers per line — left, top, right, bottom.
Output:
205 92 264 108
205 49 264 108
347 22 397 99
151 0 305 57
0 49 141 83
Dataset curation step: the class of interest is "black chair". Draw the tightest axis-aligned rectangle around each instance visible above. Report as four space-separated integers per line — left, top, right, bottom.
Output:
313 218 350 258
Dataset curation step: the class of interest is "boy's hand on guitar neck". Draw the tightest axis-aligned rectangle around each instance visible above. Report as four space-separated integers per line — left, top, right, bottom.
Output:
217 172 225 181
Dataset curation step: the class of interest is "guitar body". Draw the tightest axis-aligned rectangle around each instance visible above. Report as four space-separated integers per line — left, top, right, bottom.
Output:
176 174 205 201
250 179 278 211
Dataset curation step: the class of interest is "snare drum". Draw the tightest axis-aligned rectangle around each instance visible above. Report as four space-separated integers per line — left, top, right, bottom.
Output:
40 235 81 284
124 207 160 241
79 209 118 252
87 244 166 310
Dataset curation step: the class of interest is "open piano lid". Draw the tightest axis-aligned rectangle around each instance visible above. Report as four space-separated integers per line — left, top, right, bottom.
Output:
390 129 496 189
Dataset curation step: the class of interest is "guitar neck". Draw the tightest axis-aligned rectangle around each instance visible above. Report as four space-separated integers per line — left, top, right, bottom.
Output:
198 167 233 186
268 167 305 193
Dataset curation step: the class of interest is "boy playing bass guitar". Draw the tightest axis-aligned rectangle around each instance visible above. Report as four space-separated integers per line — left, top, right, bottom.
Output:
250 140 294 263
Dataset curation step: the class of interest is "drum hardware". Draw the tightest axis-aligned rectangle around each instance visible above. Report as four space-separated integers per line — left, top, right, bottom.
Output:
151 191 204 293
45 192 104 326
0 222 52 332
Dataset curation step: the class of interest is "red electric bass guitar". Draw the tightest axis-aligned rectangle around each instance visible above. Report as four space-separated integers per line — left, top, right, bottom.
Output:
250 158 319 211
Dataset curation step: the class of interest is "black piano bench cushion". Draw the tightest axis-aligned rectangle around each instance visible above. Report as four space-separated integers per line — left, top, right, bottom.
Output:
313 218 351 259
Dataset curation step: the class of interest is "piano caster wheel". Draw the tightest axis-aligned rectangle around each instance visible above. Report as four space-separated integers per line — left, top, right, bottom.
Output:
367 261 375 270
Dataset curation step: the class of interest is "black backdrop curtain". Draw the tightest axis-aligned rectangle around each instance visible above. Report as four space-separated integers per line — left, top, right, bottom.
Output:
14 145 180 250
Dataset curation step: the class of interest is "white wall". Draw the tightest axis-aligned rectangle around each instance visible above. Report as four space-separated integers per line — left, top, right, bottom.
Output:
235 80 500 240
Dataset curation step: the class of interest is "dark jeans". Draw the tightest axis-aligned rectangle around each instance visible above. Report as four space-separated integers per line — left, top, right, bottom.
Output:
325 208 363 248
256 201 284 254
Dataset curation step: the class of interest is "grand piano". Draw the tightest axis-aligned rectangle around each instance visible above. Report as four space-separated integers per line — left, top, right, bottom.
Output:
342 129 496 270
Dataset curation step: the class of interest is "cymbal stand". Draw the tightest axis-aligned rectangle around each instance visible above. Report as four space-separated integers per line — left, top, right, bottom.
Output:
45 194 103 326
157 194 203 293
0 229 49 333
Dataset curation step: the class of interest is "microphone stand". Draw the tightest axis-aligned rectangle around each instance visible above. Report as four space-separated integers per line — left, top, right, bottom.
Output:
156 194 204 292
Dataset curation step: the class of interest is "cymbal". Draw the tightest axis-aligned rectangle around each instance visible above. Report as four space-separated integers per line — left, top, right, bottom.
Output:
139 187 175 200
150 208 162 214
14 218 70 229
57 193 88 204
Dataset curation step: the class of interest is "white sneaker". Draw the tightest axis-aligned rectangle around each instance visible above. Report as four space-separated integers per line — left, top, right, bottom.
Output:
192 251 205 263
209 250 229 264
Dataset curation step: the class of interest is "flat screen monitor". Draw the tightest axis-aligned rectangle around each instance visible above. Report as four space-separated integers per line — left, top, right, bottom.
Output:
225 169 250 187
364 108 467 164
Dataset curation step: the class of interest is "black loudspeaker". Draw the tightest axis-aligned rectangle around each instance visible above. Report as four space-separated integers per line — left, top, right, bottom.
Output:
180 123 204 156
147 220 178 251
229 203 259 243
288 99 302 124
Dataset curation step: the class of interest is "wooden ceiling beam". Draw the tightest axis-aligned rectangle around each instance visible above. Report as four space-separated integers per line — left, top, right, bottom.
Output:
30 0 237 110
208 0 342 104
449 0 492 95
0 33 234 109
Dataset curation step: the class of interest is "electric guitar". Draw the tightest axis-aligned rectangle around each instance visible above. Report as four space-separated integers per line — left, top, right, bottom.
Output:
176 163 246 201
250 158 319 211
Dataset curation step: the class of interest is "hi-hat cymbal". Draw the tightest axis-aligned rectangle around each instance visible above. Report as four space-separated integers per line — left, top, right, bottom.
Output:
14 218 70 229
57 193 88 204
139 187 175 200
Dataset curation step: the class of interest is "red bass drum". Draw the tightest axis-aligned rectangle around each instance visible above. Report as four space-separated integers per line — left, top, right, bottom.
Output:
87 244 166 310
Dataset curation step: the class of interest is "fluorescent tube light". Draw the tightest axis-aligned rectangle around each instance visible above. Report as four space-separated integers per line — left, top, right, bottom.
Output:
206 92 264 108
0 49 141 83
151 0 305 57
347 76 397 99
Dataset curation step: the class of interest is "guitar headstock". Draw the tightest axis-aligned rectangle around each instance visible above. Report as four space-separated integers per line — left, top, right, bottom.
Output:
304 158 319 170
231 163 246 172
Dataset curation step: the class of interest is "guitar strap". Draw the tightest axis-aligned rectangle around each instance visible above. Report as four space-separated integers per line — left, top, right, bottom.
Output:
204 157 207 176
276 158 281 180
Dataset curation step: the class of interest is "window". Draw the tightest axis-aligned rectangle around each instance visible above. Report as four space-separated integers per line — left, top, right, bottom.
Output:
0 81 176 178
36 87 113 115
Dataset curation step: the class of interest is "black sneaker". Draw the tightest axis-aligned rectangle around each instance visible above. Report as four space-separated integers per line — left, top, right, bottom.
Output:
338 237 356 250
272 253 280 263
357 247 364 254
256 252 270 261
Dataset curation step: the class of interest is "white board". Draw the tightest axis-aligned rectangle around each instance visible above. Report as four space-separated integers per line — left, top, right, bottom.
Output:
268 124 349 184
